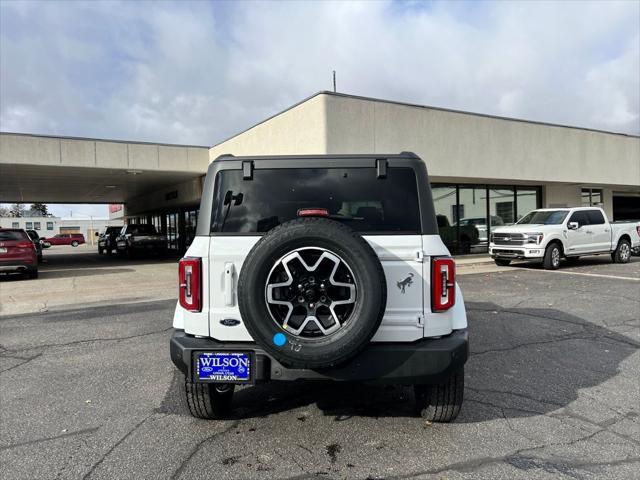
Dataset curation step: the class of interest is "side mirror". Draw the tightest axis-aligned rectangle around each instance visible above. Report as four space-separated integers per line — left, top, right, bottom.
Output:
568 222 579 230
42 241 51 248
94 231 99 237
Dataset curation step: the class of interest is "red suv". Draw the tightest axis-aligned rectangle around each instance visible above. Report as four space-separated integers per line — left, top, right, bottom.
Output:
0 229 38 279
46 233 86 247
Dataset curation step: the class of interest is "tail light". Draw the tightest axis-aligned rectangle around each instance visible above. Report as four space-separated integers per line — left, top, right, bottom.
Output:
16 241 36 250
179 257 201 312
431 257 455 312
636 226 640 237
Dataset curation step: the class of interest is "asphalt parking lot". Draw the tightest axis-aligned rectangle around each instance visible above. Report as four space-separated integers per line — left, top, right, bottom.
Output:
1 257 638 479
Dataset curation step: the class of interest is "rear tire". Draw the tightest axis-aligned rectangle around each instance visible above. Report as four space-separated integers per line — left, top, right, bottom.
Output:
543 243 562 270
415 368 464 423
494 259 511 266
184 377 234 419
98 247 103 255
612 239 631 264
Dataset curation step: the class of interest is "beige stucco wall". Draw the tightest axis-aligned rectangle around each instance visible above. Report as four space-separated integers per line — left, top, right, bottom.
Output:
1 133 209 173
543 184 622 219
208 94 328 161
323 94 640 188
544 184 582 209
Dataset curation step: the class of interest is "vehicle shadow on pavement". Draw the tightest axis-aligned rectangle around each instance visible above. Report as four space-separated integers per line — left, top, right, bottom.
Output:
459 301 639 423
159 301 638 422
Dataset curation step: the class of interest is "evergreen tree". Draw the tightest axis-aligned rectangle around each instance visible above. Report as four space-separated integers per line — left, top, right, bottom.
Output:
30 203 49 216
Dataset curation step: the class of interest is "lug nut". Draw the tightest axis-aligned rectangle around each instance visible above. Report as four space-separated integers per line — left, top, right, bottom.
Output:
309 303 315 309
320 283 325 289
298 284 303 290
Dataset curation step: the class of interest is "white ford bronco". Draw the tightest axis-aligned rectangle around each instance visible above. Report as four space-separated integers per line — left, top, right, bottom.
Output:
490 207 640 269
170 153 469 422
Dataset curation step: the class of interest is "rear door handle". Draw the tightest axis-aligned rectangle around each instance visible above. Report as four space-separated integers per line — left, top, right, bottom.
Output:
224 262 235 306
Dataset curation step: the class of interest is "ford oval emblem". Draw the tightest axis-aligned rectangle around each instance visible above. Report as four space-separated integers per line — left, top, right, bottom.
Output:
220 318 241 327
201 366 214 373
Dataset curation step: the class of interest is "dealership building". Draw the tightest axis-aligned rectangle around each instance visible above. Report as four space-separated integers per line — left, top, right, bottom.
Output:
1 91 639 254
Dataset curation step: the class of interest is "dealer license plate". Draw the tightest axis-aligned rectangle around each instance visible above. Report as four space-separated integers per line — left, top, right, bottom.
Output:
196 352 251 382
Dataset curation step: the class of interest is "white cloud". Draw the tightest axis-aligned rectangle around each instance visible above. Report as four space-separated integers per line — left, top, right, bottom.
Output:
0 0 638 151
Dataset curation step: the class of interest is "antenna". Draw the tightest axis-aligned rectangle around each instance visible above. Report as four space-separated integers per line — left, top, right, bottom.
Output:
332 70 336 92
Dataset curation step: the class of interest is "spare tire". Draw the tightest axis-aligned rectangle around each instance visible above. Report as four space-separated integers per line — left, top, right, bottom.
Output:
237 218 386 369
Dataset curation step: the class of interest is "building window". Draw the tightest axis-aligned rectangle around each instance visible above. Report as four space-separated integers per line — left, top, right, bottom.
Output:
432 183 541 255
184 209 199 248
516 187 538 221
582 188 603 207
34 222 41 230
26 221 33 229
459 186 489 252
47 222 54 230
12 222 19 228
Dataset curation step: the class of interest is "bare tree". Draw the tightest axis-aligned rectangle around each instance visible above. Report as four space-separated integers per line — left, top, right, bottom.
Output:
9 204 26 217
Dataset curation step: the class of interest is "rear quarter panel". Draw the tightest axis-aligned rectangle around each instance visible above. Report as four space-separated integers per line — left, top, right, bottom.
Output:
610 222 640 248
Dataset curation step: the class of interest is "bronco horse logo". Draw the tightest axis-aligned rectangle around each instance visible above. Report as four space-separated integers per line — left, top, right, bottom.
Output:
397 273 414 293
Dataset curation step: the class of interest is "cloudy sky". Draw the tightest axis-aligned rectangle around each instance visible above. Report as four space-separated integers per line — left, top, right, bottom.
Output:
1 0 639 217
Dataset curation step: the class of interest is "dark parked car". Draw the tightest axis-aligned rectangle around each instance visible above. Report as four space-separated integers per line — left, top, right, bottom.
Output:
97 226 124 255
455 215 505 245
25 229 44 262
45 233 85 247
116 224 167 257
436 215 480 254
0 229 38 279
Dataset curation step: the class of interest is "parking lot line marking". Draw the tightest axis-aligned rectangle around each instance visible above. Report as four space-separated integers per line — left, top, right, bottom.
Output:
516 268 640 282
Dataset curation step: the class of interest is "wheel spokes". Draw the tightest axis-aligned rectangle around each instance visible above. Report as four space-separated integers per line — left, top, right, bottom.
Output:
265 247 357 337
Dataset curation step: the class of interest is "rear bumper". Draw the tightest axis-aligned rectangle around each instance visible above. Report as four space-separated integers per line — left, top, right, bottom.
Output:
0 262 36 273
170 329 469 385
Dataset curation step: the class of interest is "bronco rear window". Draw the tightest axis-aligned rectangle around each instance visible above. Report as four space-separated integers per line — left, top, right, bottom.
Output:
211 167 421 234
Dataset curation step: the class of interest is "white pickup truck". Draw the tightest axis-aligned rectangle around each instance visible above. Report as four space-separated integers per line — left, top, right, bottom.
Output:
490 207 640 269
